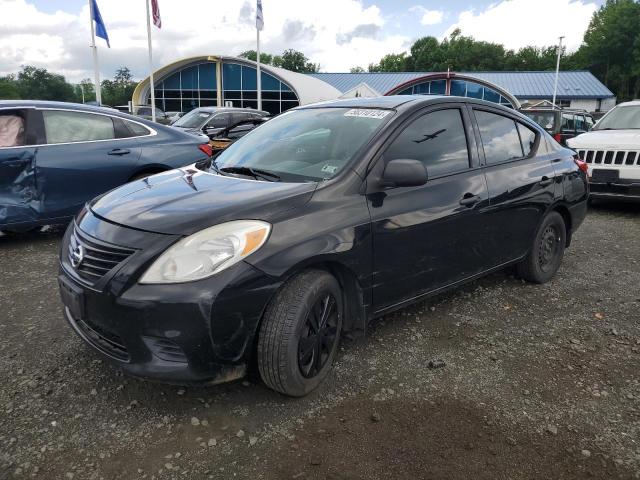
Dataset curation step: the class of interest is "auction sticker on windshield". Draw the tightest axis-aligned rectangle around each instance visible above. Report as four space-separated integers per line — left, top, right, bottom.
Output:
344 109 391 119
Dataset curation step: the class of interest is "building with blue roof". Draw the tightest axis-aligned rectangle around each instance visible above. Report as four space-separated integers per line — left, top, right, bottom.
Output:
308 70 615 112
133 56 615 114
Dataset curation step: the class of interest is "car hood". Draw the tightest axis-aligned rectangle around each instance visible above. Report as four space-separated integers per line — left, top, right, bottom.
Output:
567 130 640 150
90 167 317 235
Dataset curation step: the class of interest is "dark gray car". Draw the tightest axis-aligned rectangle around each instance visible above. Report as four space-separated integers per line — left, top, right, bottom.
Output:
172 107 269 139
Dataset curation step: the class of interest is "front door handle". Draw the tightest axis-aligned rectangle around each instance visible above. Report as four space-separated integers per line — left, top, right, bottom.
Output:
108 148 131 156
459 193 481 207
539 176 553 187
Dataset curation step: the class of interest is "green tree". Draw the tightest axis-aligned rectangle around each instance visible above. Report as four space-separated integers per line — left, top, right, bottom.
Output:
239 50 274 65
350 66 365 73
15 65 75 101
0 75 20 99
368 53 408 72
579 0 640 100
273 49 319 73
101 67 137 106
75 78 95 103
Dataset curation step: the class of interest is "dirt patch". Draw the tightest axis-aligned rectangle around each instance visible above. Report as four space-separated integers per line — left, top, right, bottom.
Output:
258 397 632 480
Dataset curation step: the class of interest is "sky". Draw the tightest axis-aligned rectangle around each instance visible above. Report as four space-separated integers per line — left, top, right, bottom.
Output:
0 0 604 83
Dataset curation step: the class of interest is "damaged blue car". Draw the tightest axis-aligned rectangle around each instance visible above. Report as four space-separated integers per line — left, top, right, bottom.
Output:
0 101 212 233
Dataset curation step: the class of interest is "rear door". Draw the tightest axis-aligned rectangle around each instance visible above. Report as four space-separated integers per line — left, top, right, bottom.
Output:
369 104 491 311
0 108 39 226
33 108 143 220
471 107 556 265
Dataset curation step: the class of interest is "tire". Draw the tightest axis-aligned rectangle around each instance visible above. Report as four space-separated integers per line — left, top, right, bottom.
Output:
517 211 566 284
257 270 343 397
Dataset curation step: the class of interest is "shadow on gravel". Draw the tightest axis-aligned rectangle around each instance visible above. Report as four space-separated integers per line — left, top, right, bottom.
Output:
260 397 635 480
0 225 66 246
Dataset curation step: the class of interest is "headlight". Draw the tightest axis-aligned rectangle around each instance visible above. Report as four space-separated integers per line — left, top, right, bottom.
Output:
139 220 270 284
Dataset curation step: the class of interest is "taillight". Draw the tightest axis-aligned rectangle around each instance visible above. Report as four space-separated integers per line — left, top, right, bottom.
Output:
574 157 589 177
198 143 213 157
553 133 562 143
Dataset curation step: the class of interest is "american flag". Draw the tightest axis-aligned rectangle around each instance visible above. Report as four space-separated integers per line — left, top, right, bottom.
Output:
151 0 161 28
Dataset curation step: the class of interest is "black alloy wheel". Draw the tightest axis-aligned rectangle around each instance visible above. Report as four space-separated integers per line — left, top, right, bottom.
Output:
297 293 339 379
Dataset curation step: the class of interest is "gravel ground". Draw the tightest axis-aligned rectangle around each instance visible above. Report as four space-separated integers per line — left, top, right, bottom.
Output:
1 202 639 480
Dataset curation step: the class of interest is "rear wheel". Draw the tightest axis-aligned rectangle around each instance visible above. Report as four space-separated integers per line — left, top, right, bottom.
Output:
257 270 343 397
517 211 566 284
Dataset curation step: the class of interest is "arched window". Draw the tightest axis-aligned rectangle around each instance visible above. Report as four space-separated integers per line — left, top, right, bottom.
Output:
150 61 300 114
153 62 217 112
222 63 299 115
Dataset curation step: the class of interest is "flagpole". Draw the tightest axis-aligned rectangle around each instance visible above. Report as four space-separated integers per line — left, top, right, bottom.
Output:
552 35 564 109
88 0 102 105
145 0 156 122
256 27 262 111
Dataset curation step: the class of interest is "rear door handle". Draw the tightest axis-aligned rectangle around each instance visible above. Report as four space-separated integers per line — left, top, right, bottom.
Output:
539 176 553 187
108 148 131 156
459 193 481 207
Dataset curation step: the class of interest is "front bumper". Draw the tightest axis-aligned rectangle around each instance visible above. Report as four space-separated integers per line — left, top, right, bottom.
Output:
58 212 281 385
589 180 640 201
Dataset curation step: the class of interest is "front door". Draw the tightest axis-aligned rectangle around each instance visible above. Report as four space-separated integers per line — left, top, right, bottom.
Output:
368 105 491 312
33 109 142 220
0 108 38 227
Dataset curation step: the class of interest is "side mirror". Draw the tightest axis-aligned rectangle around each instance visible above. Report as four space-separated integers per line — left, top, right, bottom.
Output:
381 159 428 188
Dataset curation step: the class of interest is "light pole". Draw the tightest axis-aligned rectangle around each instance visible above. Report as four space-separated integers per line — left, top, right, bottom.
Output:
552 36 564 109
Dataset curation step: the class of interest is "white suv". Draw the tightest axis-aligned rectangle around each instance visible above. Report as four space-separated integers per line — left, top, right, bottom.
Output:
567 100 640 201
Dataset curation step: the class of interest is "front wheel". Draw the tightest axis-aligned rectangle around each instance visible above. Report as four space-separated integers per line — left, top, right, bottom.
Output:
517 211 566 284
257 270 343 397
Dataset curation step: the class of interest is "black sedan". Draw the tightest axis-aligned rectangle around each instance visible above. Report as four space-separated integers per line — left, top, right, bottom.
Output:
58 96 589 396
0 101 211 233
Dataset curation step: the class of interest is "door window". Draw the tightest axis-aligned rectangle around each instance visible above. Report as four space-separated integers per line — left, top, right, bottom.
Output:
207 113 232 129
42 110 115 144
385 108 470 177
0 110 26 147
113 118 152 138
561 113 575 133
475 110 523 164
575 115 587 133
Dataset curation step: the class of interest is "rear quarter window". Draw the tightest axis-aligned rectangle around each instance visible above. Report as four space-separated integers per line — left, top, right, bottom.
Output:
475 110 523 165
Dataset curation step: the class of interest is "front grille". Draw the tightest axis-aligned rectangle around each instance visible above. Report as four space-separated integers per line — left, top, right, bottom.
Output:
76 317 130 361
577 149 640 167
68 227 135 283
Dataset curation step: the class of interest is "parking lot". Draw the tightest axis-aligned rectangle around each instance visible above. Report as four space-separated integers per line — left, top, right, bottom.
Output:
0 202 639 480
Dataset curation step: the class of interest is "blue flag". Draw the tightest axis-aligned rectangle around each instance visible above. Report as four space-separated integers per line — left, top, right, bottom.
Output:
91 0 110 48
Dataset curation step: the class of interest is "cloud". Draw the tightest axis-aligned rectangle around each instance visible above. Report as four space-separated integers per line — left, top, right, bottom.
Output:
336 24 381 45
444 0 597 51
0 0 410 80
420 10 444 26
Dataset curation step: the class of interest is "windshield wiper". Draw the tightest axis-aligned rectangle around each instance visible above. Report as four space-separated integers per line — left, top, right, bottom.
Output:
219 166 281 182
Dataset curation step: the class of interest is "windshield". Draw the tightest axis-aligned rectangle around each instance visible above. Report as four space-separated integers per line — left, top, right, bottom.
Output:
212 107 392 182
595 105 640 130
174 110 212 128
522 111 556 132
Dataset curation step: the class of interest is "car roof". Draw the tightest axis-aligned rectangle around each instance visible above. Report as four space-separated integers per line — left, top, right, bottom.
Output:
616 100 640 107
190 106 269 115
0 100 122 114
300 95 521 113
